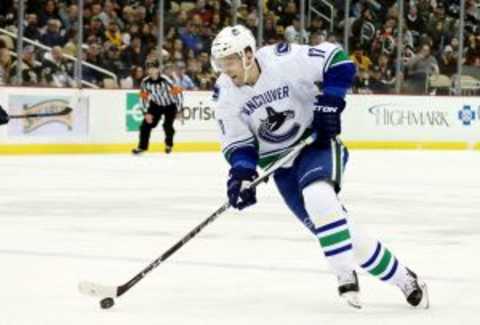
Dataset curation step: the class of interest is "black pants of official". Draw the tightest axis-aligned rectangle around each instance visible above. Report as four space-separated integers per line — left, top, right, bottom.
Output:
138 103 177 150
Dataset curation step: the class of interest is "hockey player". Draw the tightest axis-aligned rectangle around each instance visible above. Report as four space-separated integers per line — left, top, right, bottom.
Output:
210 25 429 309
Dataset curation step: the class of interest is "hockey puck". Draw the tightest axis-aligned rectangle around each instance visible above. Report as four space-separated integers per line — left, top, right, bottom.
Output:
100 297 115 309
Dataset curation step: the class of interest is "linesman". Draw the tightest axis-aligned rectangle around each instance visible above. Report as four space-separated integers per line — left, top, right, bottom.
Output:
132 60 183 154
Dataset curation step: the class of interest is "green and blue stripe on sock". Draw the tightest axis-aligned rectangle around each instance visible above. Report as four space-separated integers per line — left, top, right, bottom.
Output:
316 218 353 256
361 242 399 281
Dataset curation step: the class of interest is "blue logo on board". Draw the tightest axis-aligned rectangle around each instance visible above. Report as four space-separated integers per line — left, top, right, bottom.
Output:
458 105 476 126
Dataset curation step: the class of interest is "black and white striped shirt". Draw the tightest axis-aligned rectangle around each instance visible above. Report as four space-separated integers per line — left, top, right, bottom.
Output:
140 74 183 108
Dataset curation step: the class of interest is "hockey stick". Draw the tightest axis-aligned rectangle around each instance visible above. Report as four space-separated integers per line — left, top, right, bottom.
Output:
0 105 72 125
78 133 316 306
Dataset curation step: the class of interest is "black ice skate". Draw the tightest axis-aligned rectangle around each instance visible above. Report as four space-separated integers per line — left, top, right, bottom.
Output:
400 269 429 309
338 270 361 309
165 146 172 154
132 148 146 155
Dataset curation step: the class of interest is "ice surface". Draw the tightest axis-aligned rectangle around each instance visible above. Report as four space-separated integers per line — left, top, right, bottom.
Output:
0 150 479 324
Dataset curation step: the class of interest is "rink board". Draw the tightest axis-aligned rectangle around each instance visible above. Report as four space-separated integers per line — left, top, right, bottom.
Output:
0 87 479 154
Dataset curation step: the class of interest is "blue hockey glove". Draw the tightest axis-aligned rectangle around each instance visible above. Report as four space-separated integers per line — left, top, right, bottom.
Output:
312 95 346 146
227 166 258 210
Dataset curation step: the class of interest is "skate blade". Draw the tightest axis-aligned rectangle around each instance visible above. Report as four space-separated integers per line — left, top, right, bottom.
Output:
341 292 362 309
416 279 430 309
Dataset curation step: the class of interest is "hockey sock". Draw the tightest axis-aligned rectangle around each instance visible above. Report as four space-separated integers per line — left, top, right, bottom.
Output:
303 181 356 274
348 219 410 287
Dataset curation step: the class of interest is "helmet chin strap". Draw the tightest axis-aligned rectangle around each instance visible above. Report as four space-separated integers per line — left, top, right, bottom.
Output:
241 51 255 84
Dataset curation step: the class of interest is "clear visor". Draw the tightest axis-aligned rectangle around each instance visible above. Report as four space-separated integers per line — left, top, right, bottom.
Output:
211 53 242 73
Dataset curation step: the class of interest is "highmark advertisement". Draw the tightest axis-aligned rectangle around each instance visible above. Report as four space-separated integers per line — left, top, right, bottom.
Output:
7 95 89 137
342 95 480 143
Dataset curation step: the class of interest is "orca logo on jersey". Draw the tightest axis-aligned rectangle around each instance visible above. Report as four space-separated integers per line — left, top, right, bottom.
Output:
258 106 300 143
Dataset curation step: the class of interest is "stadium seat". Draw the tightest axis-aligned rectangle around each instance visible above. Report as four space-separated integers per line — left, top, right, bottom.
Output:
428 74 452 95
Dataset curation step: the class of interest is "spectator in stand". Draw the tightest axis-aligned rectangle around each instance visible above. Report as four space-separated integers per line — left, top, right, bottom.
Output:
465 33 480 66
308 16 325 35
437 45 458 77
59 4 79 31
405 3 426 33
372 17 397 57
235 4 249 24
310 30 327 46
11 46 41 86
0 47 12 85
140 23 158 53
0 0 14 19
191 0 214 26
174 61 197 90
449 37 461 57
198 51 211 73
122 24 140 47
86 17 106 42
263 15 279 44
143 0 157 23
40 19 64 47
24 14 41 41
105 22 122 48
198 23 215 52
83 43 104 85
38 0 62 28
104 1 125 30
120 65 144 89
102 43 125 79
351 7 376 49
61 27 77 56
426 2 454 52
186 57 202 85
326 33 340 45
416 0 434 23
369 65 391 94
350 46 373 73
285 15 309 44
91 2 108 27
135 5 148 25
277 1 298 27
121 5 136 26
245 13 258 38
40 46 72 87
405 3 425 48
464 0 480 34
377 54 396 86
210 12 223 34
407 44 439 77
180 22 203 55
169 39 184 62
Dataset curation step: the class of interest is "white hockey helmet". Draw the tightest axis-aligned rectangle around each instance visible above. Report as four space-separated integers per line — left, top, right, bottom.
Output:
210 25 256 73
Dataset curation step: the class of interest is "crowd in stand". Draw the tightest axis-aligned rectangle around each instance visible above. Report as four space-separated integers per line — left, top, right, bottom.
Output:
343 0 480 94
0 0 479 94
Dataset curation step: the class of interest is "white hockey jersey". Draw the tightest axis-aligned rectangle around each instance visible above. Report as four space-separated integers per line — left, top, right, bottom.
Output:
213 42 348 168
